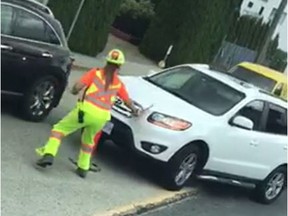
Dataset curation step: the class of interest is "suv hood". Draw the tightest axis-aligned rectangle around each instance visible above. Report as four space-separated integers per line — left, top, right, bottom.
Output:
119 76 211 120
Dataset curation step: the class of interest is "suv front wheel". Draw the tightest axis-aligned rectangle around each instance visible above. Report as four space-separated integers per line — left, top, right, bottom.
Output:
253 166 286 204
21 76 59 122
163 145 200 190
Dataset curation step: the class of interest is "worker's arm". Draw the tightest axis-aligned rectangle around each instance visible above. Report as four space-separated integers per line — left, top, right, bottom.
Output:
71 68 95 95
71 81 86 95
117 83 140 115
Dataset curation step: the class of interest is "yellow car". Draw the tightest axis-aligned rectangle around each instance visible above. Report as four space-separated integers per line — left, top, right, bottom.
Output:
229 62 287 100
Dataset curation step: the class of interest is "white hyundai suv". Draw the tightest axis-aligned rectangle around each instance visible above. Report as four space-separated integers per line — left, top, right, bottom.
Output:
105 64 287 204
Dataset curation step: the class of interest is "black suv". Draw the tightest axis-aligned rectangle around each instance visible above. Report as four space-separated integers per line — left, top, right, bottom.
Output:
1 0 73 121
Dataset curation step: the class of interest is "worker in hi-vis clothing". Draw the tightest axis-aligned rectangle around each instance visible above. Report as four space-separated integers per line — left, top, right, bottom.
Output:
35 49 141 178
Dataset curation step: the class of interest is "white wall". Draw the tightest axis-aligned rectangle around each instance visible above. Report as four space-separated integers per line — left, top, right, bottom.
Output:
240 0 287 51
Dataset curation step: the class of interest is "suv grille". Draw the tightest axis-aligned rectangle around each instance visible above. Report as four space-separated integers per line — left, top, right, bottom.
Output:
112 97 143 118
112 97 132 117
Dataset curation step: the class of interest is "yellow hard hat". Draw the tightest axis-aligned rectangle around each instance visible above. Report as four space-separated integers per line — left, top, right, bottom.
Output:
106 49 125 65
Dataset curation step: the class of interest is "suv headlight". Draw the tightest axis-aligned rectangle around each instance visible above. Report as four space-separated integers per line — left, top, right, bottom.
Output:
147 112 192 131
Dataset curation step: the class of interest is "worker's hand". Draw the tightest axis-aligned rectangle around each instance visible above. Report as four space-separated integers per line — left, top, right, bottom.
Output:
131 107 143 117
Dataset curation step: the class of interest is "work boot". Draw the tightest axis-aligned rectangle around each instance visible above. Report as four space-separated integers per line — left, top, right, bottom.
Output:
76 167 88 178
36 154 54 168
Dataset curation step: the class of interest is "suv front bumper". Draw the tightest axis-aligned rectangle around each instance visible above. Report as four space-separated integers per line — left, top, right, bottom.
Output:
108 109 189 163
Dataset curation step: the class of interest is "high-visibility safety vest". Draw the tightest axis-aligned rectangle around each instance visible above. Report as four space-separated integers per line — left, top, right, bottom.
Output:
80 69 122 121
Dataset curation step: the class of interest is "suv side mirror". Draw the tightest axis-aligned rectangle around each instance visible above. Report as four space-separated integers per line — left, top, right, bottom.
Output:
230 116 254 130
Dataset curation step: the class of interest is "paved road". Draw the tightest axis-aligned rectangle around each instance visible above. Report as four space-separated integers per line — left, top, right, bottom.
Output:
142 181 287 216
1 68 171 216
2 68 286 216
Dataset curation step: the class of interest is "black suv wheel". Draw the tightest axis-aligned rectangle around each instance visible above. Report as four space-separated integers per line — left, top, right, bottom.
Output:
21 76 59 122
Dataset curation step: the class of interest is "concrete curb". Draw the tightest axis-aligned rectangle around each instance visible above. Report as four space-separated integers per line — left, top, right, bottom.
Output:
93 188 197 216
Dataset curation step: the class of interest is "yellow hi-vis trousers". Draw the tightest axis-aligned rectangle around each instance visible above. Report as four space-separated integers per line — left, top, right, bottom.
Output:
36 105 107 170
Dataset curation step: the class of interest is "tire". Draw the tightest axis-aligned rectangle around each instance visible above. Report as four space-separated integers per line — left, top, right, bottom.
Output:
21 76 59 122
253 166 287 204
163 145 200 191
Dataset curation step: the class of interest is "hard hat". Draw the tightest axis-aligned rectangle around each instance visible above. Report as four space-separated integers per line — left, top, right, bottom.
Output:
106 49 125 65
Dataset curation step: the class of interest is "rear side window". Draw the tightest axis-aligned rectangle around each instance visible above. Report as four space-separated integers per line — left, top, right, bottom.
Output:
237 100 265 131
264 104 287 135
5 5 61 45
1 5 13 35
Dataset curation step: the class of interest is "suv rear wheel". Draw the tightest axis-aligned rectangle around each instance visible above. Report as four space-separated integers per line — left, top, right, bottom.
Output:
21 76 59 122
164 145 200 190
253 166 286 204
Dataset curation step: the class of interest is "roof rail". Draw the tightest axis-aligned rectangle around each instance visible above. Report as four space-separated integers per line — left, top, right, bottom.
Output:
208 63 228 73
258 89 287 102
24 0 54 17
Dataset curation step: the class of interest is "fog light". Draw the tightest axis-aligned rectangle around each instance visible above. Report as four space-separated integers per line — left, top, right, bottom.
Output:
150 145 161 154
141 142 167 154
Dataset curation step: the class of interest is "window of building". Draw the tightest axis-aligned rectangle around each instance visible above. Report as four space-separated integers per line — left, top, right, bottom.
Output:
248 1 254 8
259 6 265 15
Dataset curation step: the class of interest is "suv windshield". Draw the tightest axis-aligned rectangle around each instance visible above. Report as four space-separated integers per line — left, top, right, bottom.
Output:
144 66 245 115
229 66 276 92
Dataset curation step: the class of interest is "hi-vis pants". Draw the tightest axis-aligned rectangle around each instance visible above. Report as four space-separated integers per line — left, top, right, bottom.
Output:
36 105 107 170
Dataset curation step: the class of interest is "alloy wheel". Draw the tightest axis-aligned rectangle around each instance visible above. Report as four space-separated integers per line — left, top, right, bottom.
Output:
29 81 55 116
174 153 197 186
265 172 285 200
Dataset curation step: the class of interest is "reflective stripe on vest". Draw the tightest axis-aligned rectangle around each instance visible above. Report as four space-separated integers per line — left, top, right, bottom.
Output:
81 143 94 154
84 69 121 110
50 130 64 140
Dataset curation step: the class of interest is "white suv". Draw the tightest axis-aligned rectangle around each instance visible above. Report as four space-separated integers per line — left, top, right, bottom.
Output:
106 64 287 204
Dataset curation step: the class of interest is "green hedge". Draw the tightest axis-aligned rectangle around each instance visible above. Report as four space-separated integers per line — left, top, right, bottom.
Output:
139 0 242 67
113 0 155 43
48 0 122 56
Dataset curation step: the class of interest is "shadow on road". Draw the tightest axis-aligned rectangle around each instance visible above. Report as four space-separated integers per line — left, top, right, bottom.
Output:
1 97 21 118
68 132 167 188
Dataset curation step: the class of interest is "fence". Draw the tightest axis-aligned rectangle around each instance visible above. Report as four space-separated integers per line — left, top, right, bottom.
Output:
212 41 257 71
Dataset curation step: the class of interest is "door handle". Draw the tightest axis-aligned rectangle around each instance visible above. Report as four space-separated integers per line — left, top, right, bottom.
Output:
1 44 13 51
250 140 259 147
284 146 287 151
42 52 53 58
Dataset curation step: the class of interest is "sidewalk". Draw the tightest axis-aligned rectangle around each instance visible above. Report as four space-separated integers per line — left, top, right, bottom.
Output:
72 35 160 76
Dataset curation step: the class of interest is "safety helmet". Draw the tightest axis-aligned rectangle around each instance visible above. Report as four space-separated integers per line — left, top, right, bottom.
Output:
106 49 125 66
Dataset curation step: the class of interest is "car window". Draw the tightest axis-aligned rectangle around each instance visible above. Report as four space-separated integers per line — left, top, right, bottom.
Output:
230 66 277 92
237 100 264 131
146 66 245 115
11 6 60 45
1 5 14 35
152 67 196 89
264 104 287 135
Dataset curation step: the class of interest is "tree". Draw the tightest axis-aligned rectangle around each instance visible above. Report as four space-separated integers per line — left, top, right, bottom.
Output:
268 49 287 72
113 0 155 43
139 0 243 66
48 0 122 55
226 15 270 51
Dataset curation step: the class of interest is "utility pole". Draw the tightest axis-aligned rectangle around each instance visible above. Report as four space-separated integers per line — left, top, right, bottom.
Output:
66 0 86 42
256 0 287 64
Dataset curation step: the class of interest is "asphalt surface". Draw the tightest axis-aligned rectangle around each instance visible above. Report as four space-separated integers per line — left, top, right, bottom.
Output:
1 67 287 216
1 68 171 216
142 181 287 216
